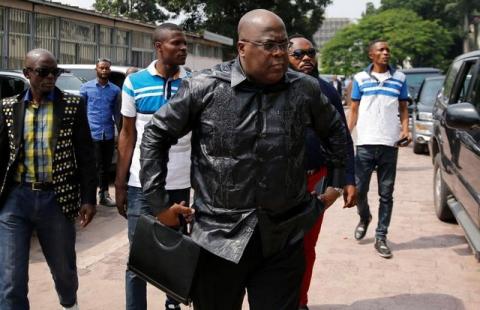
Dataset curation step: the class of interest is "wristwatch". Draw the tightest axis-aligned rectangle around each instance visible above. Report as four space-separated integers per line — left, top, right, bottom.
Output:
332 187 344 196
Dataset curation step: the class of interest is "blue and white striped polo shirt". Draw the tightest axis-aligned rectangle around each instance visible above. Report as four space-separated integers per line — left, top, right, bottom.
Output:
351 64 409 146
121 60 192 189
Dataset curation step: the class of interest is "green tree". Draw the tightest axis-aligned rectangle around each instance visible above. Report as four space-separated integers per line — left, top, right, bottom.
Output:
160 0 332 42
320 9 453 76
93 0 169 23
380 0 480 53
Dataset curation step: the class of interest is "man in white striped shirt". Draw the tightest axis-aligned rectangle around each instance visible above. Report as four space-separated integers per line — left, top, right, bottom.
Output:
347 39 411 259
114 23 191 310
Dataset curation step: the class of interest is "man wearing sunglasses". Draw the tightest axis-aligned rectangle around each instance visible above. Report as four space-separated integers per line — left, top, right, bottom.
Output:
288 34 356 310
0 48 96 310
140 9 348 309
80 58 121 208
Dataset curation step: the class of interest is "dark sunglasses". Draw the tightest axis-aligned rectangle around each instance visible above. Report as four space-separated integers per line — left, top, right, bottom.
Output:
289 48 316 59
24 67 64 78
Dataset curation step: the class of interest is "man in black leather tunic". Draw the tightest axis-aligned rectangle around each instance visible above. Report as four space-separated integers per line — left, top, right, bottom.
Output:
140 9 348 310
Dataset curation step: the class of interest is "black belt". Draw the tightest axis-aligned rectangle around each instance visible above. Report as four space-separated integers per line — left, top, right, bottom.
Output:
16 181 54 191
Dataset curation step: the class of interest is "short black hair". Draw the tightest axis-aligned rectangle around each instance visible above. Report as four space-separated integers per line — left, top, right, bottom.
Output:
288 33 315 48
153 23 184 43
96 58 111 65
368 39 387 52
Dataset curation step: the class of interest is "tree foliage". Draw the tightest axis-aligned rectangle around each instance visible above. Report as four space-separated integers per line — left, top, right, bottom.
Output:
380 0 480 54
93 0 169 23
320 9 453 76
93 0 332 44
380 0 480 29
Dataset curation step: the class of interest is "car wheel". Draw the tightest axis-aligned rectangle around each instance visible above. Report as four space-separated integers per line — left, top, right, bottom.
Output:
433 154 455 222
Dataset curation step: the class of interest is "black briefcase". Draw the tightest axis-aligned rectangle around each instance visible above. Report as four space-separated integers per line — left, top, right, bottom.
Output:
127 214 200 305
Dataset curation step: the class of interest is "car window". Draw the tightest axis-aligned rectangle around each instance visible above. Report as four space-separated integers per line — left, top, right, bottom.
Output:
404 72 441 98
443 61 462 100
0 76 28 99
419 78 444 106
472 70 480 111
451 60 477 104
65 69 95 82
62 69 125 89
56 74 84 93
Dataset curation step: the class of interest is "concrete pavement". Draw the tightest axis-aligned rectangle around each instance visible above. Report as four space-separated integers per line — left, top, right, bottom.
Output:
28 146 480 309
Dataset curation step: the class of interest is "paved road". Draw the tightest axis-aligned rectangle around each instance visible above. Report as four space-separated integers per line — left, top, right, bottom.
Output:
28 146 479 309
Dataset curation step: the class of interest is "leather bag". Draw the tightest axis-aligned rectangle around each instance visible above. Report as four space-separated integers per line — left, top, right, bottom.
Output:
127 214 200 305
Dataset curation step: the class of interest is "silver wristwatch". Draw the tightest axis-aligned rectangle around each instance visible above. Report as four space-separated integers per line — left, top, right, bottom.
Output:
333 187 344 196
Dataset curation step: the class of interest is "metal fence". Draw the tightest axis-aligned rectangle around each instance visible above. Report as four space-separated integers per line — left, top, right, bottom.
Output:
0 5 225 70
0 7 155 69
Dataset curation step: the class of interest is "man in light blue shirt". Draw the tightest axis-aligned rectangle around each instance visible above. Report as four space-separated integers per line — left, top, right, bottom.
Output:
80 58 121 207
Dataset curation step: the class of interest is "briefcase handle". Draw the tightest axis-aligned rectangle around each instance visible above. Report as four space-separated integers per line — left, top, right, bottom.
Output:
152 220 188 251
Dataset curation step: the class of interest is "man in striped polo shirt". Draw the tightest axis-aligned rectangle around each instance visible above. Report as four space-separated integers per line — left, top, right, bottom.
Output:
114 23 190 310
348 39 411 258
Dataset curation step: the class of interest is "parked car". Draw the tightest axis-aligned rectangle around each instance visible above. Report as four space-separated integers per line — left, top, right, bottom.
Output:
411 75 445 154
400 67 443 103
399 68 442 131
0 70 84 99
59 64 131 88
429 50 480 261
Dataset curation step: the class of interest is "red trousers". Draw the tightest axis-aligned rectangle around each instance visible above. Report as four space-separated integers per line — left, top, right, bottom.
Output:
299 166 328 307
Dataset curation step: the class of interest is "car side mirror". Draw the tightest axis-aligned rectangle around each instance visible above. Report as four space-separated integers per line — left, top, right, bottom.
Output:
445 102 480 130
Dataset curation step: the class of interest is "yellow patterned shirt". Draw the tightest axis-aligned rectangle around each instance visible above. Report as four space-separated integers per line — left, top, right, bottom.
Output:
14 91 54 183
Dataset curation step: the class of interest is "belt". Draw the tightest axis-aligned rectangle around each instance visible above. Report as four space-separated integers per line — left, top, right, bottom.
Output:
16 181 54 191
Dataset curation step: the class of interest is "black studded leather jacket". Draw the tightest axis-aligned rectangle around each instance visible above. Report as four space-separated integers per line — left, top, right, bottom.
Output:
140 58 347 263
0 88 97 219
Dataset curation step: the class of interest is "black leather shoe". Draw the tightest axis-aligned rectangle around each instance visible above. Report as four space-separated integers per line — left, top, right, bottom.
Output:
354 216 372 240
375 238 393 258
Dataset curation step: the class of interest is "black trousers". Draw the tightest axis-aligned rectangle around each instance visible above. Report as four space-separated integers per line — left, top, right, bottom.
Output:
93 139 115 192
191 230 305 310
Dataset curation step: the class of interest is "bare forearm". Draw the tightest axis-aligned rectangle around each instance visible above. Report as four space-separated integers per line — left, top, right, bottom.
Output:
347 101 359 132
115 125 136 187
399 101 409 135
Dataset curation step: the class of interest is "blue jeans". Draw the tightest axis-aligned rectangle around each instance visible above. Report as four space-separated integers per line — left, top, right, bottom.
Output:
126 186 190 310
0 184 77 310
355 145 398 240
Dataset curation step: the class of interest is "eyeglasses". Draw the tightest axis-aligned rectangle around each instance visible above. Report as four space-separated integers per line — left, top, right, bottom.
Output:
25 67 64 78
241 39 289 52
289 48 316 59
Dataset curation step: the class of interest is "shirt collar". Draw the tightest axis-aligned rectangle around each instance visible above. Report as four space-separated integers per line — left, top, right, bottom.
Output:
23 89 54 104
96 79 111 87
147 60 188 80
365 63 396 76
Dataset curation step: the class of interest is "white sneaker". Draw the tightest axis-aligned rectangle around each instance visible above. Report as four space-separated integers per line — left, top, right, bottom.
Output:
62 304 79 310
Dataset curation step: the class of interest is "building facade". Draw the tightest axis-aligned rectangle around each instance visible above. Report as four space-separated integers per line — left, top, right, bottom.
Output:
313 17 352 50
0 0 232 70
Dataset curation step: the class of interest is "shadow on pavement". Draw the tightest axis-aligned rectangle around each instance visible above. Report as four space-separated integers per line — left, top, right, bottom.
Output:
30 205 127 263
309 293 465 310
397 166 432 172
390 234 467 251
